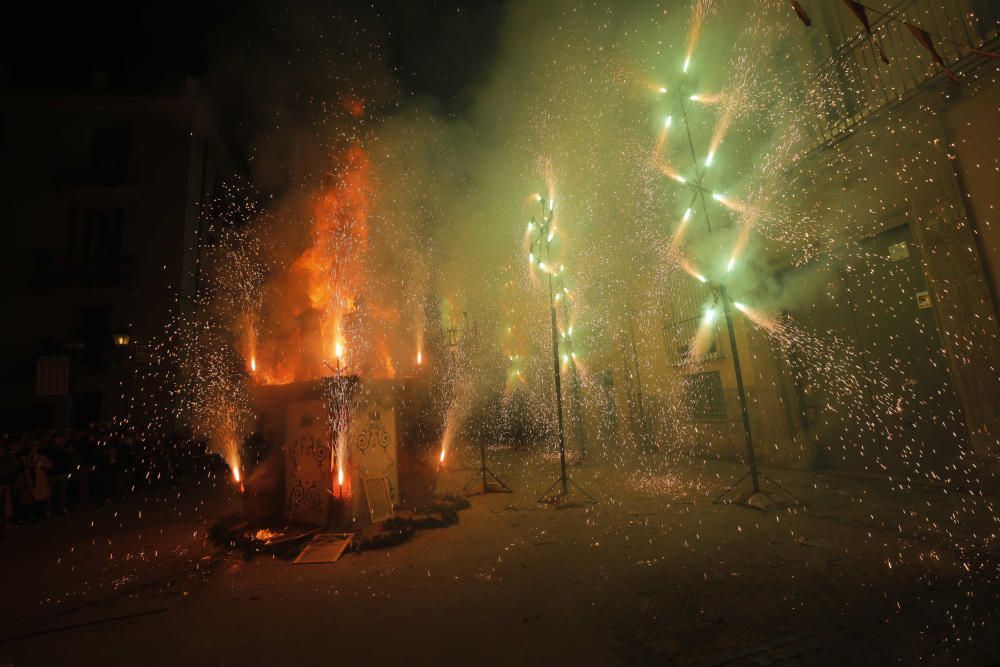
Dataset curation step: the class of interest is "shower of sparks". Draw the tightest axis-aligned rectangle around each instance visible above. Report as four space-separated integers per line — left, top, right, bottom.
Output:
100 3 1000 657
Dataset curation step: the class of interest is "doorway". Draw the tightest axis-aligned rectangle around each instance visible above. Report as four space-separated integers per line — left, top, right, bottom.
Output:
785 223 967 475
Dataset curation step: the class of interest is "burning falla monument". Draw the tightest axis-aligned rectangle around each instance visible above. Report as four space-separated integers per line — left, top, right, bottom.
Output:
208 139 446 527
245 375 441 528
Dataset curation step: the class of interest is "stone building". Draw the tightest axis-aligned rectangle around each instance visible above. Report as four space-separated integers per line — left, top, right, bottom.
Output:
602 0 1000 476
0 77 235 431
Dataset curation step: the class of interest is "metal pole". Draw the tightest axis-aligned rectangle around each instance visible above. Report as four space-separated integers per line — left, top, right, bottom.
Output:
677 74 766 500
541 199 569 496
677 84 713 234
720 285 760 494
527 196 594 505
628 318 651 449
480 439 488 493
569 362 586 459
548 277 569 495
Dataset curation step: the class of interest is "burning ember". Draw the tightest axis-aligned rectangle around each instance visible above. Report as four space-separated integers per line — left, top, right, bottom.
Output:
253 528 280 543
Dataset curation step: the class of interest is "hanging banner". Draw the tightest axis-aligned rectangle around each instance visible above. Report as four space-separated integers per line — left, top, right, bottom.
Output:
843 0 890 63
790 0 812 27
906 23 959 81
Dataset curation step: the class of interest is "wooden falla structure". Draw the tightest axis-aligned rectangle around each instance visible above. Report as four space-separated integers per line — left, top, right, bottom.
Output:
245 376 441 527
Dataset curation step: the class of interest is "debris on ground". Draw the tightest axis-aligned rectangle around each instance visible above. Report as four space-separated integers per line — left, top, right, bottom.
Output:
209 514 321 560
210 494 472 559
355 494 471 551
293 533 353 564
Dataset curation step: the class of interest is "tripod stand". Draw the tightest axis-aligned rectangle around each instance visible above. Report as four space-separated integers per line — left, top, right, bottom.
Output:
464 440 512 495
537 471 596 504
527 194 596 507
712 469 806 509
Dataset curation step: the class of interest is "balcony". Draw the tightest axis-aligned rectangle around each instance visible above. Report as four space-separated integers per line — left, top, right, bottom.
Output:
805 0 999 148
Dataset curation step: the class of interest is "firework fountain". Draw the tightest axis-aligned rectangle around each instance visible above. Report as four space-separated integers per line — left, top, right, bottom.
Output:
121 0 998 613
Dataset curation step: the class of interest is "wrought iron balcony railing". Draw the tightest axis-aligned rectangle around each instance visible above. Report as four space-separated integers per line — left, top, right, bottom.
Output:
805 0 999 148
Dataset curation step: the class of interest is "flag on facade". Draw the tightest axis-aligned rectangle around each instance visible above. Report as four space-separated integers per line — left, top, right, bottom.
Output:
843 0 890 63
906 23 959 82
790 1 811 27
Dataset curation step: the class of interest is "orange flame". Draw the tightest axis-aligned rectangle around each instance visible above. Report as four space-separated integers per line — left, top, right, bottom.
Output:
686 0 714 63
248 136 411 384
255 143 371 383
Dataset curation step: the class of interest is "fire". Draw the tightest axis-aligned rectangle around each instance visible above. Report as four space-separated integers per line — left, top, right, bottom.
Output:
655 115 672 153
438 405 458 467
652 155 687 184
680 258 707 284
342 94 365 118
671 208 693 251
240 133 414 385
333 429 348 496
685 0 712 66
417 350 423 366
277 143 371 382
233 466 241 483
735 303 783 335
238 309 259 375
688 92 721 104
254 528 279 543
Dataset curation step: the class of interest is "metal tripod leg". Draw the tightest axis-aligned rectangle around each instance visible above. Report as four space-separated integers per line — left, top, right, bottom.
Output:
567 477 597 503
464 466 513 494
760 473 807 507
712 471 750 504
713 469 808 508
537 476 564 503
537 474 596 504
486 468 513 492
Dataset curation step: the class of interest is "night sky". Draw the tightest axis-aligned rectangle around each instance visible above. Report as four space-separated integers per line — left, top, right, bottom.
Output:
2 0 505 153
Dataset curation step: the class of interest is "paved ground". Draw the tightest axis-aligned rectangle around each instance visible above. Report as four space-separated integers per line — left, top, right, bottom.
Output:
1 448 998 666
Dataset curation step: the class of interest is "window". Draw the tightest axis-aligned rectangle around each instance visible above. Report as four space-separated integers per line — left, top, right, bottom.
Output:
91 126 130 184
685 371 726 420
71 208 124 284
73 306 111 353
661 278 723 366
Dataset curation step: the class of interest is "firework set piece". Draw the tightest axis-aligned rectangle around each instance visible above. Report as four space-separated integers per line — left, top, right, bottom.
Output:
650 11 815 510
526 194 596 507
243 375 441 529
461 440 514 496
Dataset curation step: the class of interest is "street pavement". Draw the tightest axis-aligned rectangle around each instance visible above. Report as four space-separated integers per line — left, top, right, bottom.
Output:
1 447 998 666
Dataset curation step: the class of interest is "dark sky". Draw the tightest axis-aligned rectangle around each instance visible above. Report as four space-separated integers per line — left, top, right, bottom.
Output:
2 0 505 148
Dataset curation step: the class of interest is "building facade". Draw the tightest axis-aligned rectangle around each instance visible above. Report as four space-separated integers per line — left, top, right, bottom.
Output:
0 78 234 431
602 0 1000 476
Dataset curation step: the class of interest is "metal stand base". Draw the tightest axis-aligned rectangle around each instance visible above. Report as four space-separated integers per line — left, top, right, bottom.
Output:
537 475 597 505
713 470 807 510
464 466 513 495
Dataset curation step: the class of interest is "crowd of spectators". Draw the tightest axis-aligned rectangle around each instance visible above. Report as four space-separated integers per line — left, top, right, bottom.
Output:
0 423 210 539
